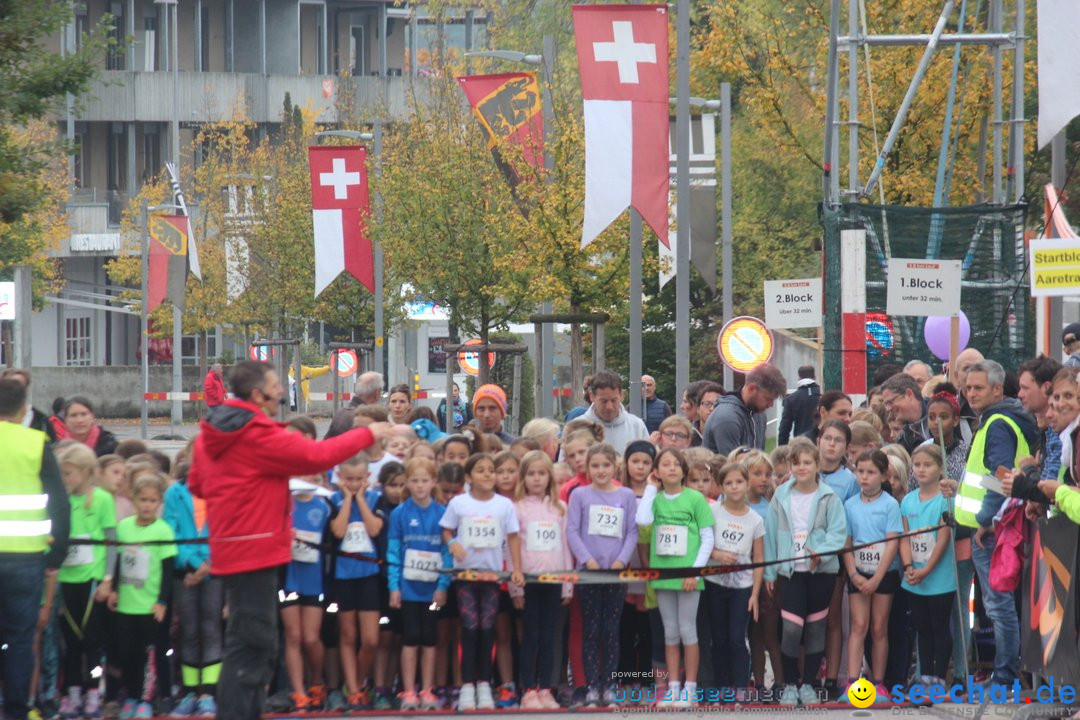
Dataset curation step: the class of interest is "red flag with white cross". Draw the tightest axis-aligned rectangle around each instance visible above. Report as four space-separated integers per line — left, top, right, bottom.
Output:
573 4 669 248
308 145 373 295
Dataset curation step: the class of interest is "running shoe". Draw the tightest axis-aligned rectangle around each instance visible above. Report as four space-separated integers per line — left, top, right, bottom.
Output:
346 688 371 710
307 685 326 709
83 690 103 719
519 690 542 710
778 685 799 706
476 682 495 710
325 689 347 712
494 682 517 708
419 689 441 711
537 688 561 710
290 691 315 712
798 683 819 706
194 695 216 717
584 685 601 707
398 691 420 711
133 702 154 720
458 684 476 711
373 687 393 710
170 693 198 717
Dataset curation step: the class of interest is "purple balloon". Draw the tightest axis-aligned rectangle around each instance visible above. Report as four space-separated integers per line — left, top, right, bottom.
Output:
923 311 970 360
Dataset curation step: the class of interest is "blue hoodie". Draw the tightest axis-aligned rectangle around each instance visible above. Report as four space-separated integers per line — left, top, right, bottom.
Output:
763 477 848 582
163 477 210 573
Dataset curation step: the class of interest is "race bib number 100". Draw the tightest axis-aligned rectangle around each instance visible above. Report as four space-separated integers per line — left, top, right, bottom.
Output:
587 505 624 538
527 520 560 553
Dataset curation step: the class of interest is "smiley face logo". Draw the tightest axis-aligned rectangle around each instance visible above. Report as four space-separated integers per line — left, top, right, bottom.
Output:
846 678 876 708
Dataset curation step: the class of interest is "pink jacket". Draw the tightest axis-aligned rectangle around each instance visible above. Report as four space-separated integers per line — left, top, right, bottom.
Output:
509 495 573 599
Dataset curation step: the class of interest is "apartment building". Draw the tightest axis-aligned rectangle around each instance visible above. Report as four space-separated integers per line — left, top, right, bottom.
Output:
38 0 485 367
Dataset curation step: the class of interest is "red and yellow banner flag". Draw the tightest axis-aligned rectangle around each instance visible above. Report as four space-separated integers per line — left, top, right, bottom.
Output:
148 214 189 312
457 72 545 188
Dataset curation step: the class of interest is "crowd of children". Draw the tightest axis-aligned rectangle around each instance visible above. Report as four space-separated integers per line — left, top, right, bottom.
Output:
32 390 971 718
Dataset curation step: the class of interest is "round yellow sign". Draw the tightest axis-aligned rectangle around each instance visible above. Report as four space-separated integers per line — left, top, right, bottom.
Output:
717 316 774 373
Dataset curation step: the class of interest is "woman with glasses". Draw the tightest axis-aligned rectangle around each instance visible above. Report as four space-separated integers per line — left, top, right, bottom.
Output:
680 381 724 448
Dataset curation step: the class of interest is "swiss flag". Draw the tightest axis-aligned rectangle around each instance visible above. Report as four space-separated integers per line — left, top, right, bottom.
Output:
308 146 374 295
574 4 669 248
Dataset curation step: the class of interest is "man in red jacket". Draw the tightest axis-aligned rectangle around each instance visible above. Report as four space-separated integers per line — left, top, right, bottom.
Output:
203 363 226 409
188 360 390 720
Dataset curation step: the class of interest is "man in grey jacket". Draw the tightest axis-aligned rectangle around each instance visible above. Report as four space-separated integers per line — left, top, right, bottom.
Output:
703 364 786 456
581 370 649 453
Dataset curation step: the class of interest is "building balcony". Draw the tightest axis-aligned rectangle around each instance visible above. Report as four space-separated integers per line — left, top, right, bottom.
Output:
76 71 414 124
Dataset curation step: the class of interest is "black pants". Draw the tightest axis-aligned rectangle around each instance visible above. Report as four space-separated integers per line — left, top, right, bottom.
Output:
908 591 953 679
114 613 159 702
217 567 280 720
59 581 106 690
618 603 652 680
519 585 562 690
779 572 835 686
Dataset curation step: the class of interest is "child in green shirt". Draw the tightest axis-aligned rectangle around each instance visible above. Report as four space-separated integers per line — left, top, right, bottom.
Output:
56 443 117 718
107 472 177 720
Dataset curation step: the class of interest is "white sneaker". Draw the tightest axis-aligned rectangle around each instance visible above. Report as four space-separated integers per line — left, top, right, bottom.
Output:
458 684 477 711
798 684 819 705
778 684 799 706
476 682 495 710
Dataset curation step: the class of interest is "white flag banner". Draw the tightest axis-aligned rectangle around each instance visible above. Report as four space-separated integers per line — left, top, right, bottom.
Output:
225 236 249 302
659 191 676 289
1037 0 1080 149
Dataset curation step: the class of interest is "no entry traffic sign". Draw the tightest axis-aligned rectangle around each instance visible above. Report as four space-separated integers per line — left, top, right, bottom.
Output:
717 316 774 373
458 338 496 377
249 345 272 362
330 349 358 377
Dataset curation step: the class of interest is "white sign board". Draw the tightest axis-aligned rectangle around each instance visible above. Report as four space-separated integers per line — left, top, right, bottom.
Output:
0 282 15 320
764 278 822 329
885 258 962 317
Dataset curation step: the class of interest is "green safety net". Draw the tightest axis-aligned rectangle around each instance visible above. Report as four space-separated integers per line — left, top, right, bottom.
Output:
820 202 1032 391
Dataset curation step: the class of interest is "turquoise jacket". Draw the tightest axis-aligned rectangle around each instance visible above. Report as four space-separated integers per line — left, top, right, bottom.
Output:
163 478 211 572
763 477 849 582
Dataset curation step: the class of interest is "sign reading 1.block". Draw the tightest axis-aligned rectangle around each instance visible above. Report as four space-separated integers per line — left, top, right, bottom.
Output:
885 258 962 317
763 278 822 329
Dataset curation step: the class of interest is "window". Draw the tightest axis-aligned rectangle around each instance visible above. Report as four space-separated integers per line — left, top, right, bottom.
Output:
142 126 161 184
106 2 125 70
65 317 92 366
73 132 85 188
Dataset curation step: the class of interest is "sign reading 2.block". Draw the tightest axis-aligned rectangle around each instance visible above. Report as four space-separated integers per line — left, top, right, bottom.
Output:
886 258 962 317
764 278 822 329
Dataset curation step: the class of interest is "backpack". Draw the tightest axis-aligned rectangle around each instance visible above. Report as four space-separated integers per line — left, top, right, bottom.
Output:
989 499 1026 593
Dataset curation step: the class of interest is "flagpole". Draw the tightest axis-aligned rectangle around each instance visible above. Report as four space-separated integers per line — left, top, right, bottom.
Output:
141 199 149 440
675 0 691 398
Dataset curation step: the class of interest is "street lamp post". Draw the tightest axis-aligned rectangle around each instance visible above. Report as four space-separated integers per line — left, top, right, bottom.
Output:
465 37 557 418
155 0 182 427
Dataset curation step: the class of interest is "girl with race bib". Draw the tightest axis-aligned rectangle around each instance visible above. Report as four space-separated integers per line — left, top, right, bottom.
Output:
330 453 384 709
373 462 406 711
763 439 848 706
512 450 572 710
56 443 117 719
280 478 333 711
817 419 857 699
705 462 764 701
492 451 521 709
566 443 639 707
440 453 524 711
387 457 452 711
636 448 714 708
107 473 176 720
841 450 902 703
619 440 656 696
742 450 784 693
899 445 955 688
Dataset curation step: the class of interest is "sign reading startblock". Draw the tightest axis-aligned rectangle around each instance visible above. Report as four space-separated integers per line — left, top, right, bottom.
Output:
886 258 962 317
764 278 822 329
1029 239 1080 297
